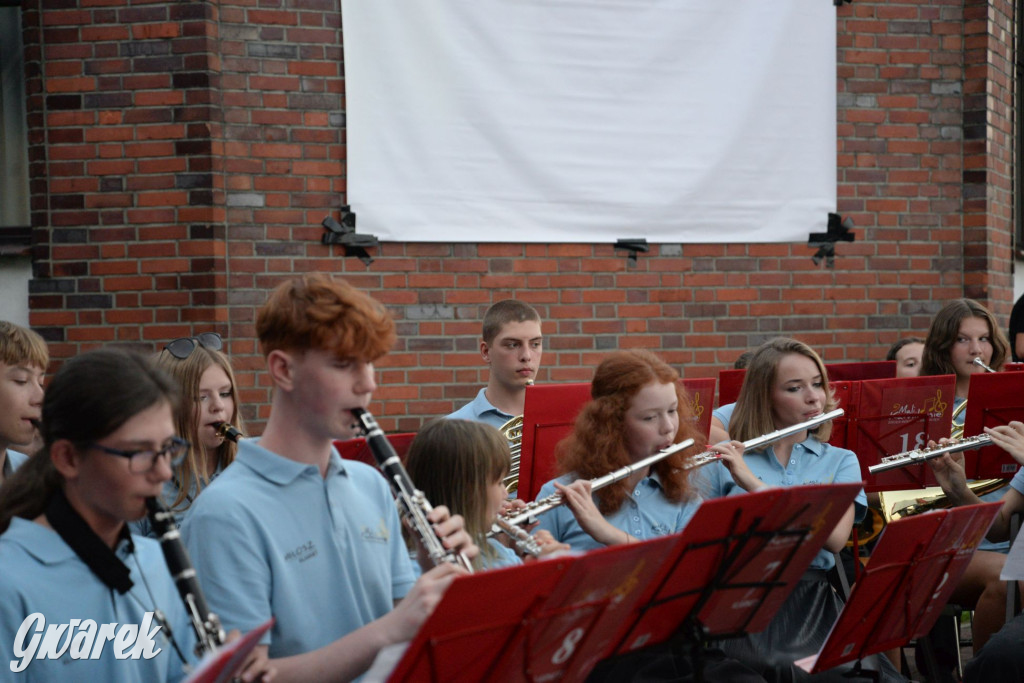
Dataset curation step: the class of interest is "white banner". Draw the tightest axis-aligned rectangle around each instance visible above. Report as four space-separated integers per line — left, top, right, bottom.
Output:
342 0 836 244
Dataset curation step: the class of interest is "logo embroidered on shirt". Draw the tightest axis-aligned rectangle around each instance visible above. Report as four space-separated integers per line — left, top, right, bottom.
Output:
361 519 390 544
284 541 318 563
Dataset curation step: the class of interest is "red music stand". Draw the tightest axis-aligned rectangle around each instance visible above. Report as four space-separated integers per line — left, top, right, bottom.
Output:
185 617 275 683
680 377 715 440
333 433 416 470
517 383 591 502
841 375 957 491
383 484 859 683
612 483 861 656
962 371 1024 479
717 368 745 407
824 360 896 382
796 502 1001 676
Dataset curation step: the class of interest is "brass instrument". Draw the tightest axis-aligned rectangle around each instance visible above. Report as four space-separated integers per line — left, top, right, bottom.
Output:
500 378 533 494
868 433 992 474
213 421 244 443
879 479 1009 523
500 415 524 493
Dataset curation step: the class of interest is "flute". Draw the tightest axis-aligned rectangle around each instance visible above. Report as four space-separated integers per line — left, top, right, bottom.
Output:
868 433 992 474
145 497 226 656
352 407 474 572
493 438 695 531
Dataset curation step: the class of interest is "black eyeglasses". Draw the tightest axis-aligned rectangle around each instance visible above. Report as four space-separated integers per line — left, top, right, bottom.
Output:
87 436 190 473
164 332 223 360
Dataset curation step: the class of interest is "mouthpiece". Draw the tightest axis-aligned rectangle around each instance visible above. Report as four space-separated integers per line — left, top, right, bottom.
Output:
525 379 534 386
29 418 41 430
213 422 244 443
972 357 996 373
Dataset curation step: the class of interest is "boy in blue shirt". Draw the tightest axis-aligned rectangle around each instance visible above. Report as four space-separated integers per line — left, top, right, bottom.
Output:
0 321 47 486
183 273 476 681
447 300 543 428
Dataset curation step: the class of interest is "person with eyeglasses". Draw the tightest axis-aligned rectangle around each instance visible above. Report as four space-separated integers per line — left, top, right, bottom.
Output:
0 348 273 681
133 332 244 537
182 272 477 682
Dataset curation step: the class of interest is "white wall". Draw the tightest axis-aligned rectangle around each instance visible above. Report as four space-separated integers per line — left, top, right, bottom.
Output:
0 256 32 326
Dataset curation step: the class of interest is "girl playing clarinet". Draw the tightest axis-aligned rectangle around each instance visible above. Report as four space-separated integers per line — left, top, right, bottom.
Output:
0 348 270 682
405 418 566 569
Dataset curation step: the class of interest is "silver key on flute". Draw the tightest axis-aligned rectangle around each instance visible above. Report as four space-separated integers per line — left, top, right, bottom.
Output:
868 433 993 474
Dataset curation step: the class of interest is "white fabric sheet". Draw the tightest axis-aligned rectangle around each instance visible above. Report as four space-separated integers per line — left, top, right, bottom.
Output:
342 0 836 244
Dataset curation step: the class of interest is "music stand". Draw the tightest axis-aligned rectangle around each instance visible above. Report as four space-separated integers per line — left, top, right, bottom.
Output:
824 360 896 382
962 372 1024 479
383 484 859 683
796 502 1001 677
842 375 957 491
717 368 745 407
680 377 715 440
612 484 861 683
517 383 591 501
333 433 416 470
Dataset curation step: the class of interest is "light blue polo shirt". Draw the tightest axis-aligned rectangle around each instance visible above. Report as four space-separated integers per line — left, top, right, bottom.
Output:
181 439 417 659
485 537 522 569
534 472 702 552
446 388 515 430
0 518 196 683
699 437 867 570
2 449 28 479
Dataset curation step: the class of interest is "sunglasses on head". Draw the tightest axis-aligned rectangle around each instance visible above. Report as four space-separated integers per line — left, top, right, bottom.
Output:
164 332 223 360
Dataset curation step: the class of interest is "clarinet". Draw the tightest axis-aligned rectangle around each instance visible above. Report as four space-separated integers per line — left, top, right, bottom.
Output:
351 407 474 573
145 497 226 656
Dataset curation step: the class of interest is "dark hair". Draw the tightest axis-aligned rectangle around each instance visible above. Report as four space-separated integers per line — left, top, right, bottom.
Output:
920 299 1009 377
482 300 541 345
733 350 755 370
556 349 704 514
0 348 180 534
886 337 924 361
1010 294 1024 362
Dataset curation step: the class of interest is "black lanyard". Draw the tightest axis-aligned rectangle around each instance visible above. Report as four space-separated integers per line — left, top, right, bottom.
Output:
45 489 134 594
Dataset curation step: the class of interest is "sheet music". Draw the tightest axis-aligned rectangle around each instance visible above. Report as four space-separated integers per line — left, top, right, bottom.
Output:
363 641 409 682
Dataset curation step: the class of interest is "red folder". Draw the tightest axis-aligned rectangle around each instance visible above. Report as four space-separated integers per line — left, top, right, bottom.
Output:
962 371 1024 479
717 368 745 407
824 360 896 382
796 502 1001 674
680 377 715 441
518 383 592 502
835 375 957 491
385 484 860 682
185 617 275 683
333 433 416 470
614 483 861 652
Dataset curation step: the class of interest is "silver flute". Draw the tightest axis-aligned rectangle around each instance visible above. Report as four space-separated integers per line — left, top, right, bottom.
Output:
352 407 474 572
492 438 696 531
868 433 993 473
683 408 845 470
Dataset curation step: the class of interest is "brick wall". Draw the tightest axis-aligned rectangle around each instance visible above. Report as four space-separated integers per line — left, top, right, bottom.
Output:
18 0 1018 431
